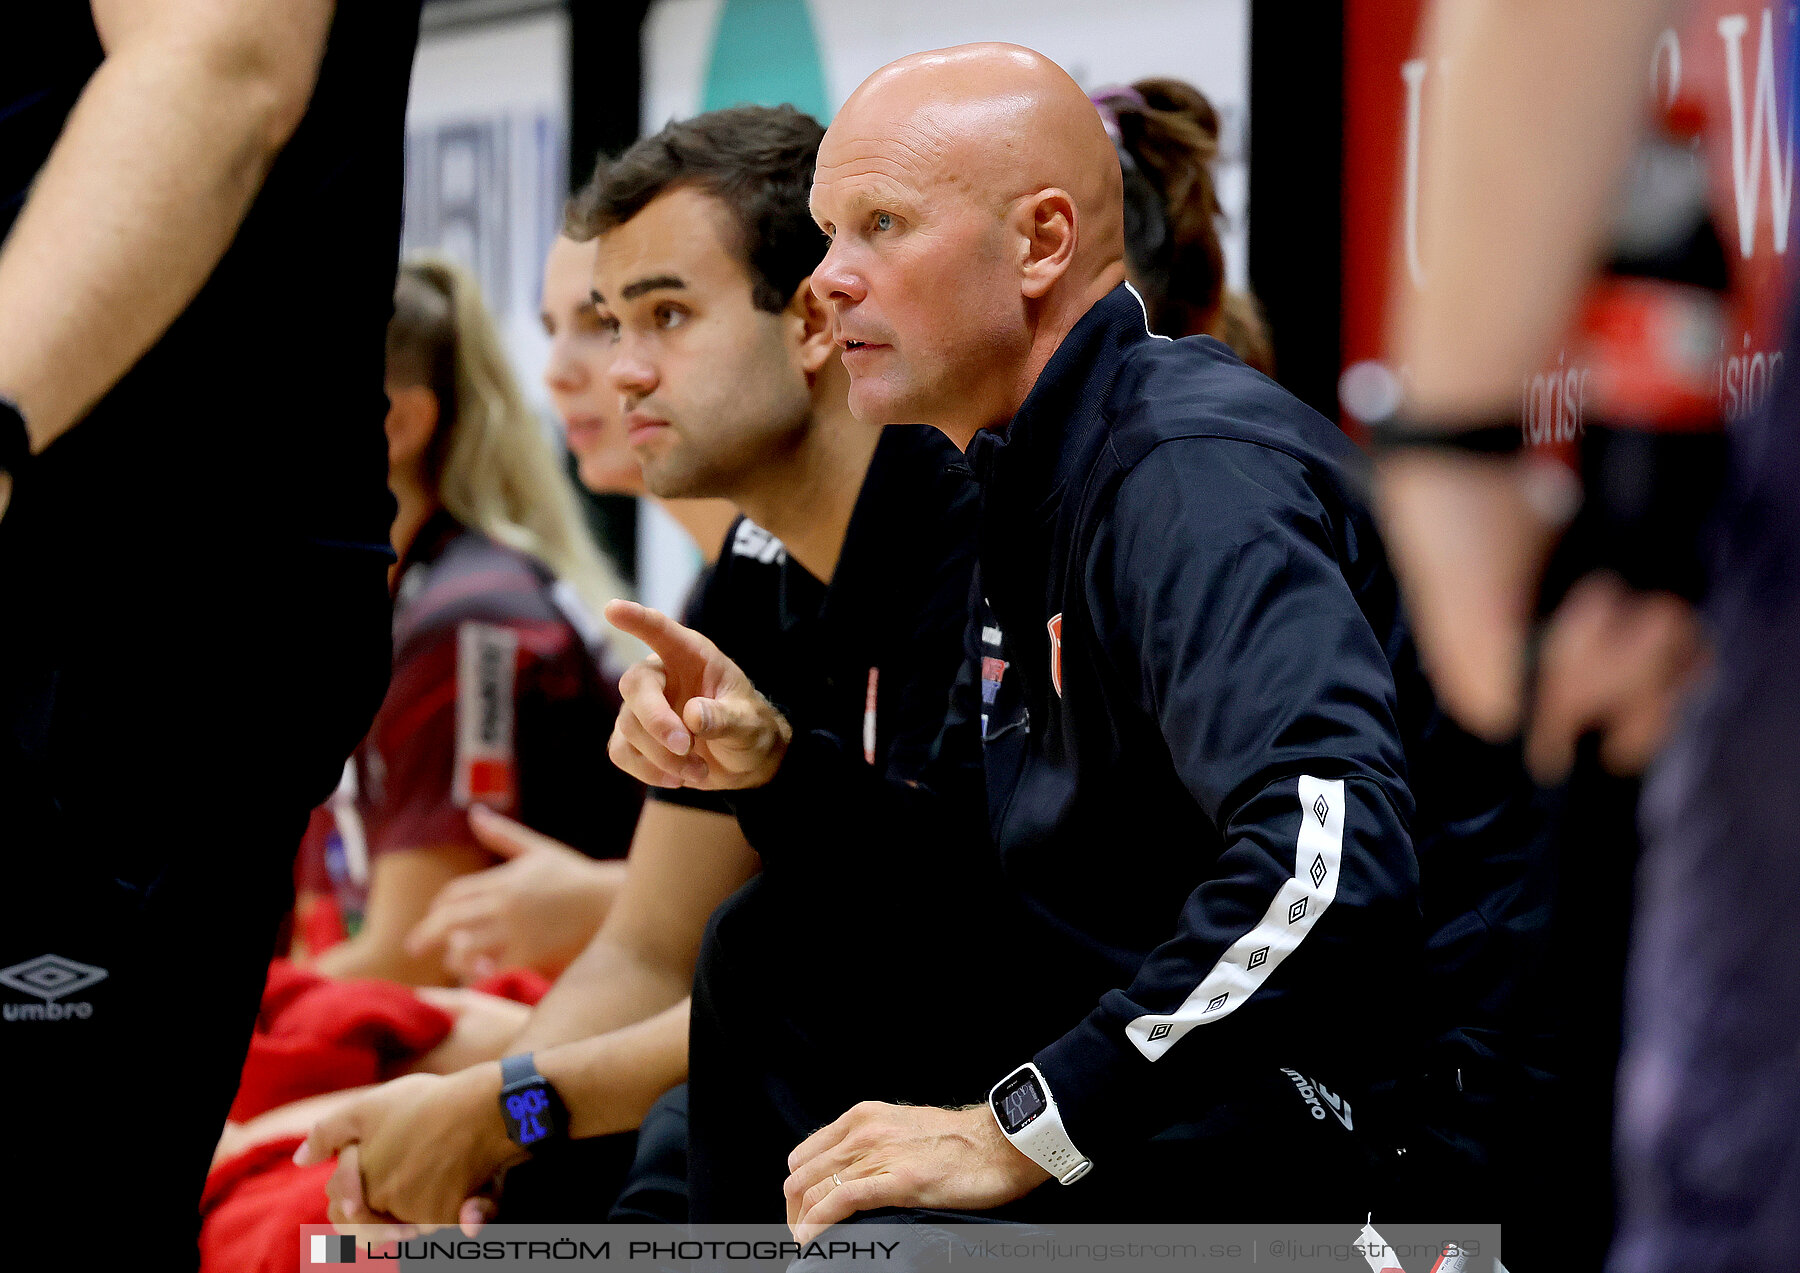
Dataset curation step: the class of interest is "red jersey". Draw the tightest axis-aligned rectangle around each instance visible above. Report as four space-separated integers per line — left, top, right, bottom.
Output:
297 511 640 945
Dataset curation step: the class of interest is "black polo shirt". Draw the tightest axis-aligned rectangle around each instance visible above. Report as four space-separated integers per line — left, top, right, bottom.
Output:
687 423 1028 1126
653 423 977 878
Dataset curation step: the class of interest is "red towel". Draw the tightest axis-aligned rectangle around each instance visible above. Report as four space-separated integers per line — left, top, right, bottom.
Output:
201 1137 331 1273
201 961 552 1272
228 960 456 1123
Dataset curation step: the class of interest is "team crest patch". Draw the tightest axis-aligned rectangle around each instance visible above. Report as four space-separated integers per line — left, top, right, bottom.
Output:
1047 613 1064 697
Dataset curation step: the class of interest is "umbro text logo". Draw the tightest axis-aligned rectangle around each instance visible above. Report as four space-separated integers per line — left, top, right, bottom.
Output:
0 954 108 1022
1281 1068 1354 1131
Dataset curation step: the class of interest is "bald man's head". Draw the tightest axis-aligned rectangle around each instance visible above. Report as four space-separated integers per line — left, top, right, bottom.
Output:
809 43 1128 444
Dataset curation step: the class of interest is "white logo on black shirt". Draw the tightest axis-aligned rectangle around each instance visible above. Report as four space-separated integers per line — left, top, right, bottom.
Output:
731 520 787 565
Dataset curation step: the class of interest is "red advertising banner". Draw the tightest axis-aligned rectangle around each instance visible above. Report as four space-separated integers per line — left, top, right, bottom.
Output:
1342 0 1795 440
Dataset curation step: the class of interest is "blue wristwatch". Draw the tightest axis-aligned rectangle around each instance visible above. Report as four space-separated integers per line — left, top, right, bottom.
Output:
497 1052 568 1150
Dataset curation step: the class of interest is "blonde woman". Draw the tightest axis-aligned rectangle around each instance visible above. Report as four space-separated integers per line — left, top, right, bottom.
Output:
293 256 643 985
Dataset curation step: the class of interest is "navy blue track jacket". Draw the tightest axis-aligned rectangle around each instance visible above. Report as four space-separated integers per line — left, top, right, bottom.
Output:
734 283 1547 1161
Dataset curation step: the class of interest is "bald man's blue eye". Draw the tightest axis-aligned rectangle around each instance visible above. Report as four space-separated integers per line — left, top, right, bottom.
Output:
874 213 894 232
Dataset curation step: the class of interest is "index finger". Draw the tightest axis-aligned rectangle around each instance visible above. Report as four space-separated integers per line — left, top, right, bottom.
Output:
787 1106 856 1173
403 890 495 959
604 600 717 672
467 804 568 860
295 1103 363 1166
326 1143 370 1222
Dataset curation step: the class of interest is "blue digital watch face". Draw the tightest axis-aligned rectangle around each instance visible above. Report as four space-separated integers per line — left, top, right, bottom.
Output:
506 1086 552 1145
993 1072 1046 1134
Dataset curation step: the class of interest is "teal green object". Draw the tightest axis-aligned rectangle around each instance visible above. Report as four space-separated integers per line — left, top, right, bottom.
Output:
702 0 832 123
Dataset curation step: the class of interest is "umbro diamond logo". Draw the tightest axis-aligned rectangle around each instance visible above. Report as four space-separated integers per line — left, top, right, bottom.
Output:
1 955 107 1022
1148 1023 1172 1042
1288 899 1308 924
1309 854 1327 889
1247 946 1269 970
1312 795 1329 826
1205 994 1228 1013
0 955 107 1002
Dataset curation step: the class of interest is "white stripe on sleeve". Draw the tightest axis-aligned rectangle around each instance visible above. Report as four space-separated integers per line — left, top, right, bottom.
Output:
1124 776 1346 1061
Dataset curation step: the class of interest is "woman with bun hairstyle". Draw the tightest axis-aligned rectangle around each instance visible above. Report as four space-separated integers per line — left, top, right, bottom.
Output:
1092 77 1276 375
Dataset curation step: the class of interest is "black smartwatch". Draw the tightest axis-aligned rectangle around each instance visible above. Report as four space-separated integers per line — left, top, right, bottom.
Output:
0 396 29 477
497 1052 568 1150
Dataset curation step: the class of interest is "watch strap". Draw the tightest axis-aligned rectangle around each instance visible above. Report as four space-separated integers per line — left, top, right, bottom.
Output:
0 396 29 475
1340 360 1525 459
500 1051 539 1089
990 1062 1093 1185
1367 419 1526 458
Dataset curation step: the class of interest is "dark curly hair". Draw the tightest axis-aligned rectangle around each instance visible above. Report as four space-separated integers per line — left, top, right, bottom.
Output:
566 104 826 314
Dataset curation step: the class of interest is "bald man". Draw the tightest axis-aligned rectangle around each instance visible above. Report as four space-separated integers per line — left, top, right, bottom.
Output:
611 44 1541 1229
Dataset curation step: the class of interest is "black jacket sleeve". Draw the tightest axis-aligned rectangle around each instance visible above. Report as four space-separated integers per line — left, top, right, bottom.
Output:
1034 437 1423 1153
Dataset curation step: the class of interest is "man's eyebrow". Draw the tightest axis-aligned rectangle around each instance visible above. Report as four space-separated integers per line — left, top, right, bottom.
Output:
621 274 686 301
822 181 916 224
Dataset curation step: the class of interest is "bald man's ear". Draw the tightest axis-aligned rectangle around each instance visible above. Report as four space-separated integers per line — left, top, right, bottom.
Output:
1014 189 1078 299
788 276 836 376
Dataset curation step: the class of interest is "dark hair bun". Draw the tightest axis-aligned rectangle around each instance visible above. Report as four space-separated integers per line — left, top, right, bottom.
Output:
1133 77 1222 155
1111 77 1227 340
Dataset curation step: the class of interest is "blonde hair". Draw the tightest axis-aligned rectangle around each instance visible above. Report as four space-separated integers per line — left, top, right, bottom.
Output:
387 254 636 655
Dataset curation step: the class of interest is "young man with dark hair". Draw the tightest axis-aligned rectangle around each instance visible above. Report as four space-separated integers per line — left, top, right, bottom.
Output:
300 103 1001 1228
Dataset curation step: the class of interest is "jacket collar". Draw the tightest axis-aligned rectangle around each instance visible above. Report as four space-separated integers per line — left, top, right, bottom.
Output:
965 282 1156 507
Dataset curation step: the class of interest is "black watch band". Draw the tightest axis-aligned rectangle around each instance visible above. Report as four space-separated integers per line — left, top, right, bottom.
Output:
0 397 29 476
1367 417 1526 458
497 1051 568 1150
1341 360 1525 459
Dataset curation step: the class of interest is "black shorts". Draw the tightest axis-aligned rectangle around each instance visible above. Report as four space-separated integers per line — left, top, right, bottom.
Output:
1 521 391 1270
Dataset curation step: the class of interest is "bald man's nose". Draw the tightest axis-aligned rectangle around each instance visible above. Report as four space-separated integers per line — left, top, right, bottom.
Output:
810 237 867 308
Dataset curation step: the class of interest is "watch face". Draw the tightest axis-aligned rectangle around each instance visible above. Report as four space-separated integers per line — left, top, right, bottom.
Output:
992 1070 1047 1134
505 1085 554 1145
